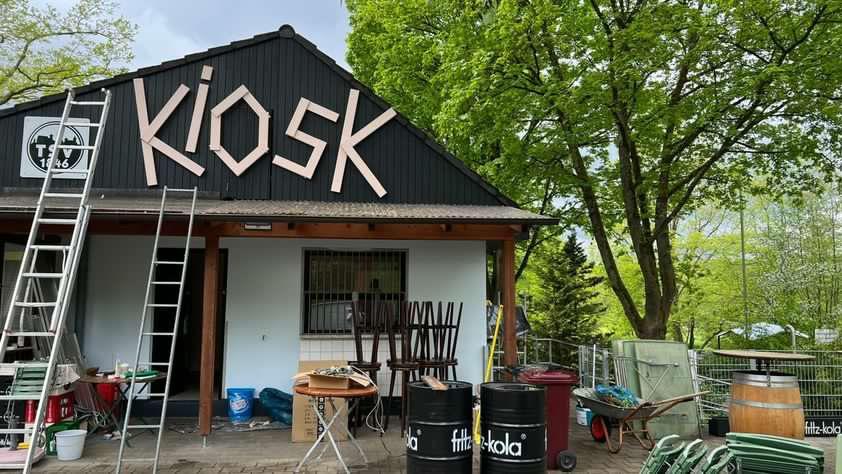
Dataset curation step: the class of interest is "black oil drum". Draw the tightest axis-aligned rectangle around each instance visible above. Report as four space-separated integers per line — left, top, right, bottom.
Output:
480 382 546 473
406 380 473 473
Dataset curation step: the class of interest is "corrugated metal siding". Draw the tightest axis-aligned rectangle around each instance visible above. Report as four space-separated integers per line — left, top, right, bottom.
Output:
0 33 503 205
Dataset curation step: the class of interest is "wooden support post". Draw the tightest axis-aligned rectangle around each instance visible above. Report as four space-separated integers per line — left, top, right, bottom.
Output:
199 234 220 440
501 239 517 379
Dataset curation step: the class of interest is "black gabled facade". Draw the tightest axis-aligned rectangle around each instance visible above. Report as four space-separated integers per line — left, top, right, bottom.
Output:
0 25 512 206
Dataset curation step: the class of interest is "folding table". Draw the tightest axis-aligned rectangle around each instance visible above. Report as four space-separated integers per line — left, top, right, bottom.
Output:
293 384 378 473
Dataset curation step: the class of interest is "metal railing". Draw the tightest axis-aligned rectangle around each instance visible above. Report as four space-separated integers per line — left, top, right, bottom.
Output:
690 349 842 419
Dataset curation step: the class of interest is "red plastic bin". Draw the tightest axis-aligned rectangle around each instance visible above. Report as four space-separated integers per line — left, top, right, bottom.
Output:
518 369 578 471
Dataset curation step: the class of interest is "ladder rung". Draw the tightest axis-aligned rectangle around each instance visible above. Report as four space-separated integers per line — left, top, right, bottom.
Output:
70 100 106 106
22 272 63 278
146 304 178 308
121 458 157 462
6 331 54 337
147 393 168 397
37 218 76 225
166 188 197 193
49 169 89 176
44 192 84 199
0 464 26 469
0 394 42 401
126 424 161 430
64 122 100 127
143 332 175 336
147 362 170 366
0 428 34 434
151 281 180 285
154 261 184 265
0 362 50 368
58 144 95 150
14 301 56 307
30 244 71 251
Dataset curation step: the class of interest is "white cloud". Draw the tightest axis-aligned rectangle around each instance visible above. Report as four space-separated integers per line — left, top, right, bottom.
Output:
128 8 203 69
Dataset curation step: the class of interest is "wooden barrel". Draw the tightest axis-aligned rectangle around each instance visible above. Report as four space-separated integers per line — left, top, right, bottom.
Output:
729 370 805 439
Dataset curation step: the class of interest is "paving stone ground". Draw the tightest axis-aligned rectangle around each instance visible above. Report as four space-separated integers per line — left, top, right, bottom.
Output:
32 416 837 473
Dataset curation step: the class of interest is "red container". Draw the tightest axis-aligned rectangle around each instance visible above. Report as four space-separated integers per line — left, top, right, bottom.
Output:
45 391 74 424
519 369 578 471
96 383 118 405
24 400 36 423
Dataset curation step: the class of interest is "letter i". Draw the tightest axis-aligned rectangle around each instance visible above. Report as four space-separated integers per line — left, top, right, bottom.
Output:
186 65 214 153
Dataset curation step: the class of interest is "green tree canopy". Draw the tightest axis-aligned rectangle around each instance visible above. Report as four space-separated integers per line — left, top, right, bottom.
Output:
347 0 842 338
0 0 135 106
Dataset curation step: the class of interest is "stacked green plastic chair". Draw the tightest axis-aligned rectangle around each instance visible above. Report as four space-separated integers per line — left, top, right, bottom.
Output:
639 435 686 474
665 439 709 474
699 446 733 474
726 432 825 473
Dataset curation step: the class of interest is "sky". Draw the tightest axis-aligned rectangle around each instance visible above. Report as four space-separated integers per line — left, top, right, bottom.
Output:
50 0 353 70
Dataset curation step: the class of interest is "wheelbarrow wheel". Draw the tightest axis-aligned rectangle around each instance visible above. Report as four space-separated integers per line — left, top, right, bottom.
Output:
590 415 610 442
557 450 577 472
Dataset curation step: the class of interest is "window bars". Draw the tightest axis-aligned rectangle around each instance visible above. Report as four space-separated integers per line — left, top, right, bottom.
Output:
302 249 406 335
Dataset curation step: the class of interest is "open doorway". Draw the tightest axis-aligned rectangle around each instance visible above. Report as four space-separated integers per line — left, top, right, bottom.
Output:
150 248 227 400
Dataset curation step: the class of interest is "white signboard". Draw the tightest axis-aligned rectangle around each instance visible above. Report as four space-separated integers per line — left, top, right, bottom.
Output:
815 328 838 344
19 116 90 179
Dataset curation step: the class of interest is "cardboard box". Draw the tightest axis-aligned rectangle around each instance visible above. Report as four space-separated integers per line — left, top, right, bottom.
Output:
308 373 351 390
291 360 348 442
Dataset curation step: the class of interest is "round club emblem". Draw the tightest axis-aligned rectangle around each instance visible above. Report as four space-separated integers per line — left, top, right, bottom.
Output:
26 121 86 172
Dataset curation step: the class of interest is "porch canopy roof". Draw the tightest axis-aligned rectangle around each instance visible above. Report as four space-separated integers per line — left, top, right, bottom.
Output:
0 191 555 225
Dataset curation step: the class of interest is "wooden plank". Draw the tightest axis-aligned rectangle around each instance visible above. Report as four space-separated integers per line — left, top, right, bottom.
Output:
501 239 517 377
209 222 519 241
185 82 210 153
421 375 447 391
199 234 220 437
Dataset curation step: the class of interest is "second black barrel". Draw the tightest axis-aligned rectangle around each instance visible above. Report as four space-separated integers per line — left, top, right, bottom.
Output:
406 380 473 473
480 382 546 473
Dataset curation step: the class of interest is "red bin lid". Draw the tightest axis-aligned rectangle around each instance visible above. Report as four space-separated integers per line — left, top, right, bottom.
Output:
518 369 578 385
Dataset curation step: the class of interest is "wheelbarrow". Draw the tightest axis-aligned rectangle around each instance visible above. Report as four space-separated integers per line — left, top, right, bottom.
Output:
573 387 708 454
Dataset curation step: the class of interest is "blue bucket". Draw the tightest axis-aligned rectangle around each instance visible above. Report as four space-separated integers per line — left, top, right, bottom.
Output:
226 388 255 422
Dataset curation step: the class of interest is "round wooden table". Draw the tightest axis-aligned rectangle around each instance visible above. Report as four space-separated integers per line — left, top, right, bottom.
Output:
293 384 378 474
714 350 814 439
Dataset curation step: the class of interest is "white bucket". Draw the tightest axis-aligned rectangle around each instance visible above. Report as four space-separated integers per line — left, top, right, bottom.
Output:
55 429 87 461
576 406 593 426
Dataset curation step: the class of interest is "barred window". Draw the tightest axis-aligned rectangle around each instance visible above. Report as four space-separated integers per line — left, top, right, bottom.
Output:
302 249 407 334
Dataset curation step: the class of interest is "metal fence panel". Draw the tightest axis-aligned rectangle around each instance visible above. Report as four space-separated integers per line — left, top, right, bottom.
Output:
691 350 842 419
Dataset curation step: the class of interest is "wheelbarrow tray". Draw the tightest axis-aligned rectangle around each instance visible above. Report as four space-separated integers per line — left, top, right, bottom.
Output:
573 387 658 420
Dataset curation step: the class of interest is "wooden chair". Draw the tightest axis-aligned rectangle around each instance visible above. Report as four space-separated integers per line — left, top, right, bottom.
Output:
384 301 419 433
415 302 453 380
348 299 382 435
443 302 463 380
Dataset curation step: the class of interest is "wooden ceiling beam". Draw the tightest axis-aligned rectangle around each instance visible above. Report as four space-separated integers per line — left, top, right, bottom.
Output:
0 218 520 241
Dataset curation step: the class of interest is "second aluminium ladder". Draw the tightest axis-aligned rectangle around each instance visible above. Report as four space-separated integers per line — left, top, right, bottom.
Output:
116 186 197 473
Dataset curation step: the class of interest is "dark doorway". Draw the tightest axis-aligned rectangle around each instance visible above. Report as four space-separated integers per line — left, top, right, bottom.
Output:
150 248 227 400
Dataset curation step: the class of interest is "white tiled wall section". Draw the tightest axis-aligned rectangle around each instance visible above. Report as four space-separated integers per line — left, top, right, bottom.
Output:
299 337 401 395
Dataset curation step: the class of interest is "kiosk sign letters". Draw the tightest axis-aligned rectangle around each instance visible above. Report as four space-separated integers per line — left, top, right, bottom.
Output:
133 64 396 197
19 116 90 179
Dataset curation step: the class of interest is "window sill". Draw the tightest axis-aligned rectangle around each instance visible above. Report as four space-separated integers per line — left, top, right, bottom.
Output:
300 334 400 340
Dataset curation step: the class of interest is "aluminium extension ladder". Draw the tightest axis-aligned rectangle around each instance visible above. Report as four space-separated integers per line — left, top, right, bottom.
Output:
116 186 197 474
0 88 112 472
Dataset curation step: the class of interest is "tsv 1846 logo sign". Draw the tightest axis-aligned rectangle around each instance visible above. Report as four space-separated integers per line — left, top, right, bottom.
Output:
20 116 90 179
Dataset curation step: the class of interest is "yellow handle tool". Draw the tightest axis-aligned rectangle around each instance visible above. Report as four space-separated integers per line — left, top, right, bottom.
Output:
474 304 503 445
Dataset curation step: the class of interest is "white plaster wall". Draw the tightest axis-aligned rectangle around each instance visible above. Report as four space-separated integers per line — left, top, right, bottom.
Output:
221 238 487 396
80 236 487 399
81 235 204 373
